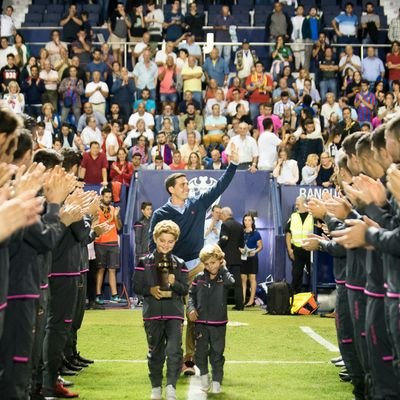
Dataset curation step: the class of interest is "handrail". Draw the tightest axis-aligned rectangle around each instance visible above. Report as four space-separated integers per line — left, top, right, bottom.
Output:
123 173 138 235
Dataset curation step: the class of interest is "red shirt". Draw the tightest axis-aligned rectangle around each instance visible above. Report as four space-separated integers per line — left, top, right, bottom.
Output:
110 161 134 185
81 151 108 184
169 161 187 170
245 73 273 103
387 53 400 81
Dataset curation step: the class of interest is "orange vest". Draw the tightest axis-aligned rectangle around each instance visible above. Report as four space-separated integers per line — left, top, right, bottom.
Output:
94 205 119 244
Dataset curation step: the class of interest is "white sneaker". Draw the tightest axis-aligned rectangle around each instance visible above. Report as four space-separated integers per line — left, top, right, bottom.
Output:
165 384 177 400
151 386 162 400
200 374 210 392
211 381 221 394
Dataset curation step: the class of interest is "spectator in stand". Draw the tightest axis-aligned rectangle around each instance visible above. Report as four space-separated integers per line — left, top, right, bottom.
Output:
0 37 16 69
246 61 273 120
332 2 359 49
3 80 23 114
158 55 178 105
163 0 184 42
205 88 227 117
154 42 177 68
226 76 247 102
362 46 385 85
297 78 320 104
178 32 202 64
59 65 84 124
62 55 86 84
321 93 341 126
85 71 109 116
272 148 299 185
204 104 227 148
300 153 319 185
203 47 229 88
147 154 170 170
337 106 361 143
134 88 156 114
110 147 133 185
124 118 154 149
227 89 250 118
151 131 173 165
35 121 53 149
132 31 151 65
316 152 335 187
338 46 361 77
273 93 295 120
169 149 186 170
0 53 19 92
110 67 135 120
361 2 380 45
37 102 60 135
319 47 339 101
302 7 322 71
81 116 103 148
105 121 121 165
21 64 45 118
13 33 28 70
234 39 258 83
185 2 204 42
129 136 150 164
128 4 146 66
257 118 284 171
185 152 204 170
60 4 83 43
272 77 297 103
133 49 158 100
71 29 92 67
354 80 376 122
145 1 164 47
388 8 400 43
45 30 68 69
181 55 203 106
177 117 201 148
177 131 199 164
205 149 225 170
57 122 79 149
108 2 131 65
128 102 155 131
0 6 16 44
213 5 235 65
178 90 200 114
39 60 59 112
225 122 258 171
265 2 293 50
86 48 109 82
290 5 305 71
77 102 107 134
179 103 203 132
310 32 329 74
386 41 400 88
377 92 400 123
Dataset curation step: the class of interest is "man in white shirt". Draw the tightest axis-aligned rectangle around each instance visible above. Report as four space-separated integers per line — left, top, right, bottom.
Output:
273 92 295 117
338 45 361 76
204 205 222 246
0 37 16 69
0 6 16 43
225 122 258 172
85 71 109 116
257 118 283 171
123 125 154 148
177 117 201 148
227 88 249 117
321 92 341 126
154 41 177 66
133 32 151 64
39 60 59 111
105 121 121 162
128 102 155 130
36 122 53 149
81 116 103 148
178 33 202 64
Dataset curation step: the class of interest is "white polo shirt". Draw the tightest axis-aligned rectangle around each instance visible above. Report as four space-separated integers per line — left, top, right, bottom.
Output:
225 134 259 164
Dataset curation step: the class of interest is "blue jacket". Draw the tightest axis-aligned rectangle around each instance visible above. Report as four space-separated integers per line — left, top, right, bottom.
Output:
149 163 237 261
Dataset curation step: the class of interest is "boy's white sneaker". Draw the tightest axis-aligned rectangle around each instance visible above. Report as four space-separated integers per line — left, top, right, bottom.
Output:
200 374 210 392
166 384 177 400
211 381 221 394
150 386 162 400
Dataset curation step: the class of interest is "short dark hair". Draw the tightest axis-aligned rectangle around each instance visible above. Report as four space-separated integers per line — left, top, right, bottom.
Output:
355 133 373 158
13 130 33 161
164 173 187 195
184 117 195 127
0 108 22 136
89 141 100 147
371 124 386 150
141 201 152 210
211 204 221 211
132 152 142 158
61 148 82 172
263 118 274 131
33 149 63 169
101 187 112 197
342 132 365 156
386 113 400 141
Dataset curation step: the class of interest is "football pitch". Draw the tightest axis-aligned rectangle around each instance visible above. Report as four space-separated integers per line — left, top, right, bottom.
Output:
71 308 352 400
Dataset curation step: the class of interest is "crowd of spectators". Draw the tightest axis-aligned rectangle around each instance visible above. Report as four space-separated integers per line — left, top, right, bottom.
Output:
0 0 399 188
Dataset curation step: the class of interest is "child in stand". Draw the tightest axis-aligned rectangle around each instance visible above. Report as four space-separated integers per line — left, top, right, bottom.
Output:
133 220 188 400
187 244 235 394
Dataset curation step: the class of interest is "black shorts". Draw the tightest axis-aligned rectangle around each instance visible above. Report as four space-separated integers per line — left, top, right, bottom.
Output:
240 256 258 275
94 243 120 269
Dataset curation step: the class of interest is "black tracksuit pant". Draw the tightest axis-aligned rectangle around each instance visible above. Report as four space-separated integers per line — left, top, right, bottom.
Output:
385 296 400 379
292 246 310 294
0 298 37 399
195 324 226 383
144 319 183 388
335 283 365 399
42 276 78 393
365 295 400 399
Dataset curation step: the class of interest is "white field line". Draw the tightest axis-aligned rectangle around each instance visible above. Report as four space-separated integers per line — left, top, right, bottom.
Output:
300 326 340 353
94 359 328 364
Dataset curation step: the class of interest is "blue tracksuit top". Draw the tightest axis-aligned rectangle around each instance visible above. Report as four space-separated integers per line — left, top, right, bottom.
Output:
149 163 237 262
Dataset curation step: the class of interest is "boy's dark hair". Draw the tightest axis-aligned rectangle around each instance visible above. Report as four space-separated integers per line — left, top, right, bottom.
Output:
141 201 152 210
355 133 373 157
37 121 46 128
304 118 314 126
184 117 195 127
342 132 365 156
61 148 82 172
89 141 100 148
0 108 22 136
386 113 400 141
280 91 288 98
211 204 221 211
263 118 274 131
371 124 386 150
13 130 33 161
164 173 186 195
302 94 312 106
33 149 63 169
101 187 112 196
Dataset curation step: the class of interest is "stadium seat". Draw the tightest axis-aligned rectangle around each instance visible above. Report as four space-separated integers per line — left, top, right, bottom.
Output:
254 13 268 26
83 4 100 14
33 0 49 5
24 13 43 23
232 5 252 14
238 0 254 6
208 5 221 15
45 13 61 24
207 14 218 26
29 4 46 14
46 4 64 14
235 14 251 25
89 13 99 25
40 22 57 27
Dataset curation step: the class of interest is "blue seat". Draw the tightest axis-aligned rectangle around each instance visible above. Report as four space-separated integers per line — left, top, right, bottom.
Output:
33 0 49 5
22 21 41 27
208 5 221 15
44 13 60 23
238 0 254 6
232 5 252 14
25 13 43 23
46 4 64 14
88 13 98 25
235 14 251 25
83 4 100 14
40 22 57 27
254 13 268 26
29 4 46 13
207 13 218 26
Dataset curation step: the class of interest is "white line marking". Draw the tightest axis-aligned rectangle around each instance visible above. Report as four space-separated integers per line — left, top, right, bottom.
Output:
94 359 327 365
300 326 340 353
187 367 207 400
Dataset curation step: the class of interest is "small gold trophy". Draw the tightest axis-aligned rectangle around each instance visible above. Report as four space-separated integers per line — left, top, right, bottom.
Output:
157 254 173 298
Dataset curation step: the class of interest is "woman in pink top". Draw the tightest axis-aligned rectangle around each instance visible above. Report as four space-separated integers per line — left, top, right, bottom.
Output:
158 55 178 106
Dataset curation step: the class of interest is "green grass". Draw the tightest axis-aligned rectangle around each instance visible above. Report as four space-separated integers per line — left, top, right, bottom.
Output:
71 308 352 400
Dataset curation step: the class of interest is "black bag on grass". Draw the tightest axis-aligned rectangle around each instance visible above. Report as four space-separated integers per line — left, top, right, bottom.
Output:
266 281 293 315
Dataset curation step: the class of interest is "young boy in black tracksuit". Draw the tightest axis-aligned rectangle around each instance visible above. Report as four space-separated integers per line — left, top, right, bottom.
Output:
133 220 188 400
187 244 234 394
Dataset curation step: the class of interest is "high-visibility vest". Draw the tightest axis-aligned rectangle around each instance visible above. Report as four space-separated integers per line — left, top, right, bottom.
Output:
289 212 314 248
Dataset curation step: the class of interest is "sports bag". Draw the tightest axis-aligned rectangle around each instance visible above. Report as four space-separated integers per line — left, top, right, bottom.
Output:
266 281 293 315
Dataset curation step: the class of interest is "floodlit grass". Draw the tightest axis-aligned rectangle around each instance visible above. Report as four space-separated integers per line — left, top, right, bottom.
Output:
71 308 352 400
